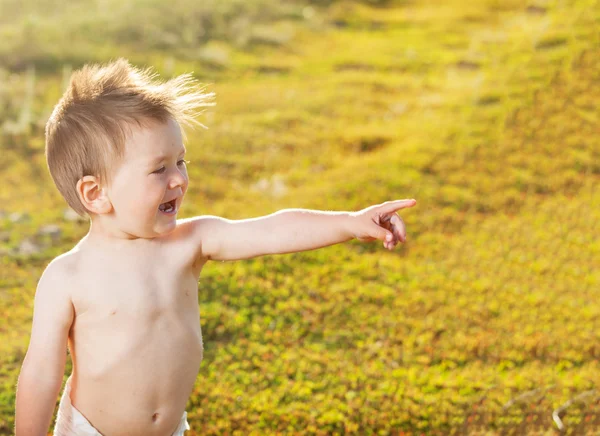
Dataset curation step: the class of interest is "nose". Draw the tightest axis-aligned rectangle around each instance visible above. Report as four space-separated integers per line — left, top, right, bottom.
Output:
168 166 188 190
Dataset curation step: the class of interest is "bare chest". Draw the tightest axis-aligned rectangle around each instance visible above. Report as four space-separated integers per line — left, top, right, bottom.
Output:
87 272 194 314
70 247 201 326
66 247 204 380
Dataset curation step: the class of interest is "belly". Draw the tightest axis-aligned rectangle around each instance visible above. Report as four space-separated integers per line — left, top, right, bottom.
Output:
68 314 203 436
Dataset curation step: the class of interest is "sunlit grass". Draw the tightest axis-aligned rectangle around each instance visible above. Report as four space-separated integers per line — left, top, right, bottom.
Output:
0 0 599 433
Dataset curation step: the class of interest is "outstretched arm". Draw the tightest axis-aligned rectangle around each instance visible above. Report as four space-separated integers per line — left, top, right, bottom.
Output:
182 199 416 262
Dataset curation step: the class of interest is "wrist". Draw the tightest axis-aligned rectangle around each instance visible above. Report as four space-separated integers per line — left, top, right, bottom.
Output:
344 212 357 241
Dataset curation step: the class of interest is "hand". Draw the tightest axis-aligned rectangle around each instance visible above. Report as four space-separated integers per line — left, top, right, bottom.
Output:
349 199 417 250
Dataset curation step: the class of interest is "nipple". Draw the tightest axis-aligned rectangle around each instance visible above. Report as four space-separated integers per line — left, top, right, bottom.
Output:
152 412 159 422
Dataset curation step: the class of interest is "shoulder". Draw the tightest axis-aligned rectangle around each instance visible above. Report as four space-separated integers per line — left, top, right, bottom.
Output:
172 215 226 239
46 249 80 279
167 215 230 265
37 251 79 298
31 253 76 329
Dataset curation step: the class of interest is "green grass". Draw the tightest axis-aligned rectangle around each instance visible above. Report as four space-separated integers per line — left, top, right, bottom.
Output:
1 0 599 434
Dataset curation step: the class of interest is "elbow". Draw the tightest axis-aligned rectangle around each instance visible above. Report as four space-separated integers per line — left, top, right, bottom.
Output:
16 368 63 407
15 373 63 436
17 356 66 407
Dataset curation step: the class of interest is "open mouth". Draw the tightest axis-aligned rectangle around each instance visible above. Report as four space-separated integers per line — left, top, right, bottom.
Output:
158 198 177 214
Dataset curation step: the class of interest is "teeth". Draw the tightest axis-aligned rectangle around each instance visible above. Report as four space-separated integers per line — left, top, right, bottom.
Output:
159 199 176 213
159 201 175 212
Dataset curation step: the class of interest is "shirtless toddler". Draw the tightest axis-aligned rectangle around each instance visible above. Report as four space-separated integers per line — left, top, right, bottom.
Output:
14 58 416 436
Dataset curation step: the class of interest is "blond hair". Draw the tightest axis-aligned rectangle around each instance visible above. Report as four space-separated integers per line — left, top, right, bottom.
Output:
45 58 215 217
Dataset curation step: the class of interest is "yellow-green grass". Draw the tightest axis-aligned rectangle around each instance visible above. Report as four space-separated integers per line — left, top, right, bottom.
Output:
1 0 599 433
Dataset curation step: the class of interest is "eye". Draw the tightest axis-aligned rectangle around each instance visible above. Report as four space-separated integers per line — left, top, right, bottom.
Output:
152 160 189 175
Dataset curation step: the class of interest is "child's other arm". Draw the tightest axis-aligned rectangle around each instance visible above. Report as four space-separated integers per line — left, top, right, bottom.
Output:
15 259 74 436
182 199 416 262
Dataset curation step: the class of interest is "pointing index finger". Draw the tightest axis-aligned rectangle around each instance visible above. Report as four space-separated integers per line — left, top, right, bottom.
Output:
382 199 417 213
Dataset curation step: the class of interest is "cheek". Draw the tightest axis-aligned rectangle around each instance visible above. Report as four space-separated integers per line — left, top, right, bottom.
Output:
130 179 161 212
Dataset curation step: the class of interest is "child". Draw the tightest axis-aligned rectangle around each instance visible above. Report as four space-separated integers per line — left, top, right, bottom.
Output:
14 58 416 436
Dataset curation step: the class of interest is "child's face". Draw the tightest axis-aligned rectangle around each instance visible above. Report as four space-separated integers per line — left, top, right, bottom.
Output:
106 117 189 238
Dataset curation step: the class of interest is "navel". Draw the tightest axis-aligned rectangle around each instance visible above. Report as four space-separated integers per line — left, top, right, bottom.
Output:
152 412 159 422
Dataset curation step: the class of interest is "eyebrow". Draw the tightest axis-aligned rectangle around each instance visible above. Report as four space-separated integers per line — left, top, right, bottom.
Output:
149 147 186 165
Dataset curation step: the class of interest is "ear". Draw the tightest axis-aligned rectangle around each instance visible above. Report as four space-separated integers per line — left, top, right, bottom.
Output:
76 175 113 215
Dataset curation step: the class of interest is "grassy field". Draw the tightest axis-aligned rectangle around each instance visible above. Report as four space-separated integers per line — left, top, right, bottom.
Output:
1 0 599 434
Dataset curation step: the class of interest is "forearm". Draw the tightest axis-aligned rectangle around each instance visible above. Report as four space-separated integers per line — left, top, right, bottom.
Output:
15 370 62 436
267 209 355 255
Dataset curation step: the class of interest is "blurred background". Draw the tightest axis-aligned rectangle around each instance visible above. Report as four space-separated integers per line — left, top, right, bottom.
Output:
0 0 599 434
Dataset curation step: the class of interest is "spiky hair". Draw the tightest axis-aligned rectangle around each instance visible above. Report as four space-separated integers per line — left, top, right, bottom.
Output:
45 58 215 217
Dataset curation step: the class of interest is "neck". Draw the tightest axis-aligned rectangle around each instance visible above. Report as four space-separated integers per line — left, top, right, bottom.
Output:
78 218 152 251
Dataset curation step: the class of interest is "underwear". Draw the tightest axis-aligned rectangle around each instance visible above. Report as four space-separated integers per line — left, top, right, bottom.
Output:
53 375 191 436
